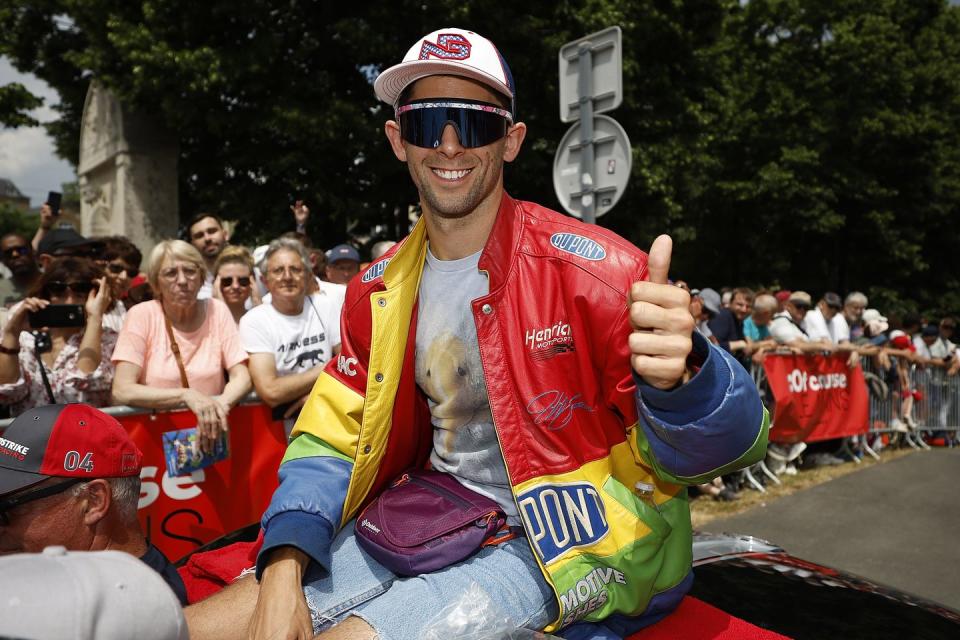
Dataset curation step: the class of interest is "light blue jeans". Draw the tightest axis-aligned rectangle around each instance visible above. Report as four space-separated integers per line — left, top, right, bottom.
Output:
302 519 558 640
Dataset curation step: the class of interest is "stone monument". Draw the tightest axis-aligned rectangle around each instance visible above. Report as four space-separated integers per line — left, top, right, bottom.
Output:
78 82 178 258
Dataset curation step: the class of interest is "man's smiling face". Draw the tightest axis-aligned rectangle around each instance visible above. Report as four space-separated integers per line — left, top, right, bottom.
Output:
387 75 521 220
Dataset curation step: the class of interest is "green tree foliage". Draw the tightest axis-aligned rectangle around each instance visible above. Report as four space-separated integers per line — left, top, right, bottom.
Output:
1 0 958 314
0 202 37 238
0 82 42 127
691 0 960 318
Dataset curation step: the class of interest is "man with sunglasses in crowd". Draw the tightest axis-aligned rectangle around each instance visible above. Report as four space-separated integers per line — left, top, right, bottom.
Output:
0 403 188 605
0 233 41 310
187 28 767 640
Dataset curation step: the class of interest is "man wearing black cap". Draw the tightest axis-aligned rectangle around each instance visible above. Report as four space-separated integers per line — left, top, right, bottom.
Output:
0 403 187 604
188 28 766 640
0 233 41 308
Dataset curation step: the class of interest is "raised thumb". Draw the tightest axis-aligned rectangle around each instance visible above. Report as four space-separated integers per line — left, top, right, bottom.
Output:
645 234 673 285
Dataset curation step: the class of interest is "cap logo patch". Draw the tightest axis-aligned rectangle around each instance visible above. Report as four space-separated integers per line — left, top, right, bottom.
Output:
0 437 30 461
121 453 138 474
550 233 607 261
419 33 472 61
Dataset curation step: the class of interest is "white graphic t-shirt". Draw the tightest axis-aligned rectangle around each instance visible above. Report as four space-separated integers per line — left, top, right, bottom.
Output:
415 246 518 524
239 293 342 375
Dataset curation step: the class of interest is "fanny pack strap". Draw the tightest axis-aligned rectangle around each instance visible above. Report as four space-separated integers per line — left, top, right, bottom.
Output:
480 525 524 548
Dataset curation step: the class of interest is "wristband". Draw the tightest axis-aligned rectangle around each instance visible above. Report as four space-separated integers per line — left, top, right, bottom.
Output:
0 343 20 355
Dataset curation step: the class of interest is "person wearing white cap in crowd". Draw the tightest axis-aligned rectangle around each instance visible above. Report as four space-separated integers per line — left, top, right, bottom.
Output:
769 291 836 353
186 27 766 640
861 308 889 338
0 546 189 640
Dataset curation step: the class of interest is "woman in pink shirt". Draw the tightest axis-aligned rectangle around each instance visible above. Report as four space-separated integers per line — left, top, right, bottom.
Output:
111 240 251 449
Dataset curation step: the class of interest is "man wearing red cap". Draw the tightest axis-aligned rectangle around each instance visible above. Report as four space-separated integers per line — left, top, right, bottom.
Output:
0 403 187 604
188 28 767 640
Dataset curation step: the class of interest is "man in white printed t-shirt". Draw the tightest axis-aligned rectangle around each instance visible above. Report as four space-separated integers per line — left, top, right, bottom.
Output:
240 238 342 422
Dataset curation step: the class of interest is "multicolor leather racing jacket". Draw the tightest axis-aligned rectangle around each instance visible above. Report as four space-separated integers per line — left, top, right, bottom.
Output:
256 193 769 634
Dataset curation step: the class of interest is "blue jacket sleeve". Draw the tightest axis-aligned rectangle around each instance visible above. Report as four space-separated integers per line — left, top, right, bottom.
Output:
631 331 769 484
255 447 353 579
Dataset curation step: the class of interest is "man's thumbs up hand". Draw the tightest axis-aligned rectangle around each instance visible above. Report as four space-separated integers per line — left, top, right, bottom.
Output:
628 235 694 390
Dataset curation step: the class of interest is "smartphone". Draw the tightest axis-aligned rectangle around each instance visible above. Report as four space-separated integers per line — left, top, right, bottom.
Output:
28 304 85 329
46 191 62 215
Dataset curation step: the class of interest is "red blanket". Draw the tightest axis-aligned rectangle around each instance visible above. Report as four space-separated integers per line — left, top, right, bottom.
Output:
628 596 791 640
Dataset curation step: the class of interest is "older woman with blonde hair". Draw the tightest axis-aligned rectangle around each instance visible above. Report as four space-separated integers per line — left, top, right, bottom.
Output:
111 240 250 449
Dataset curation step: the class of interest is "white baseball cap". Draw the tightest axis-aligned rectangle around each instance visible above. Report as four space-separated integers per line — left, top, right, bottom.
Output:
862 308 888 325
374 28 516 111
0 546 189 640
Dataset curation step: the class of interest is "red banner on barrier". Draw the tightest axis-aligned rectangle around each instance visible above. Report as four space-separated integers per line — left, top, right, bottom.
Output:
122 403 287 561
762 354 869 444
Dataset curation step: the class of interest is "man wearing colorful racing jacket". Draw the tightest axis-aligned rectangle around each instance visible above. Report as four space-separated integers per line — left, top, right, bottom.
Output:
185 28 768 640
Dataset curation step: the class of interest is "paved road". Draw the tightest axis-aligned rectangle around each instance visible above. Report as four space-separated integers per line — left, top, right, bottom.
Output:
703 448 960 610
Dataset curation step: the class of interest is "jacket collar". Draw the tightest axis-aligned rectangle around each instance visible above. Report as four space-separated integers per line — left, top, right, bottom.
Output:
382 191 521 292
477 191 521 291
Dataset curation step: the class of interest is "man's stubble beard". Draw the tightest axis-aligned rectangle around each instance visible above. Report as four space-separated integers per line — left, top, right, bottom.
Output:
420 169 488 220
410 152 503 221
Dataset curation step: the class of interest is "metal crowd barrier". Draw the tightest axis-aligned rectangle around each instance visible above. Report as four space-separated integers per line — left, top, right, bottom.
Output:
742 354 960 492
0 392 264 430
859 356 959 449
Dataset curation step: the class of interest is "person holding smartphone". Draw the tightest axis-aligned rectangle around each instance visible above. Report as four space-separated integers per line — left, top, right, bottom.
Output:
93 236 144 333
0 257 115 414
29 191 62 254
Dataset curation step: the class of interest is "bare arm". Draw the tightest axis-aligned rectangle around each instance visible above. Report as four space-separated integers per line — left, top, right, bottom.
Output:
30 203 56 252
0 299 48 384
248 547 313 640
217 361 252 409
112 360 240 451
785 339 834 354
111 361 193 408
247 352 322 407
76 277 111 374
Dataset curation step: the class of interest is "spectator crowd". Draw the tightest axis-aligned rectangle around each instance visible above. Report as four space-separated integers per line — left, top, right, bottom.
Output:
0 200 397 427
674 283 960 500
3 202 956 491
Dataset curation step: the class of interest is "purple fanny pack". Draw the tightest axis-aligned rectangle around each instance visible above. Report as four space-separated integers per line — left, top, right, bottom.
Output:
354 469 507 576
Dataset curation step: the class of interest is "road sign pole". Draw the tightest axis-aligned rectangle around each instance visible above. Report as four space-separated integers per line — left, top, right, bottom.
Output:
577 43 596 225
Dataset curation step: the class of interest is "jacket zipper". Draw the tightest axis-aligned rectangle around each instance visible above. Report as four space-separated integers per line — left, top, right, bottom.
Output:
472 297 565 629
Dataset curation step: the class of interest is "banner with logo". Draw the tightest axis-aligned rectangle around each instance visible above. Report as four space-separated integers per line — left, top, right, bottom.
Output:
762 354 869 443
121 403 287 561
